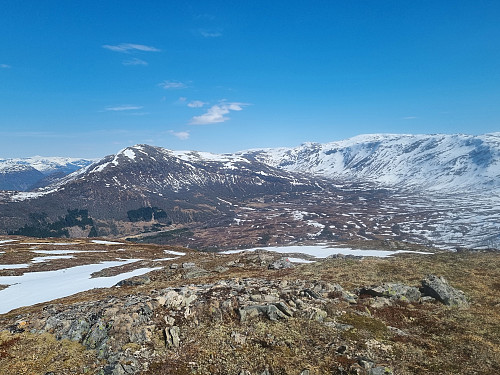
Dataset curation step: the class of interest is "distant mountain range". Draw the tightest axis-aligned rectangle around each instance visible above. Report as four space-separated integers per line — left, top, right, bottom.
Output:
0 133 498 249
0 156 96 191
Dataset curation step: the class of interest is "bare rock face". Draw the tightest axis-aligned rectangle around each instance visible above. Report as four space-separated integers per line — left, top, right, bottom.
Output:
421 274 469 307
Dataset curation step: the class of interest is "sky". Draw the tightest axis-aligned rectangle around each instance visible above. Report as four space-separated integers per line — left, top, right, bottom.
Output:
1 1 499 158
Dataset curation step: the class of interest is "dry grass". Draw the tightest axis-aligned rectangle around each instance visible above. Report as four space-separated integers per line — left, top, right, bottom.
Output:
1 236 500 374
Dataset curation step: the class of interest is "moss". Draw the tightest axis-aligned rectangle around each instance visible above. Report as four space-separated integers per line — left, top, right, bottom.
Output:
0 331 99 375
338 312 389 339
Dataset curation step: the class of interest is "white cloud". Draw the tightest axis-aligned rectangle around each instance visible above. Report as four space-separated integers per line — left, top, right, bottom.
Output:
122 58 148 66
159 80 188 89
169 130 190 140
102 43 160 53
199 29 222 38
104 105 144 111
0 64 11 69
402 116 418 120
190 101 248 125
187 100 206 108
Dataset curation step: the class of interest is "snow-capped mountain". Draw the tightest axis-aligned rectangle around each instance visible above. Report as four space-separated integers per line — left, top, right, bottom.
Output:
239 133 500 192
0 156 96 191
0 144 319 234
1 134 498 249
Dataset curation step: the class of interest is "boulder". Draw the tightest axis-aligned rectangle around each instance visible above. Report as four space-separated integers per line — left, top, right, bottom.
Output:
360 283 421 302
164 326 180 348
268 258 294 270
421 275 469 307
239 304 290 322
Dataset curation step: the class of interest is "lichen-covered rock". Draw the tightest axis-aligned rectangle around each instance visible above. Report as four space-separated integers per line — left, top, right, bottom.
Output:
164 326 180 348
421 274 469 307
361 283 421 302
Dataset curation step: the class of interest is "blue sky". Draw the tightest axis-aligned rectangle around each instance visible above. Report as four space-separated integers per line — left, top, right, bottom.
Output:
1 1 499 158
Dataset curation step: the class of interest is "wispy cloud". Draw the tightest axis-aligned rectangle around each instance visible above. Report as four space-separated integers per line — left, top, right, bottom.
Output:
122 58 148 66
402 116 418 120
102 43 161 53
199 29 222 38
104 105 144 112
159 80 188 89
190 101 249 125
169 130 190 140
0 64 11 69
187 100 206 108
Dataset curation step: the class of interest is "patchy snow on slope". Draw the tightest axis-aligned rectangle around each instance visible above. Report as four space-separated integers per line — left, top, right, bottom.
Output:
221 245 433 259
0 240 18 244
91 240 124 245
0 264 30 270
122 148 136 160
163 250 186 256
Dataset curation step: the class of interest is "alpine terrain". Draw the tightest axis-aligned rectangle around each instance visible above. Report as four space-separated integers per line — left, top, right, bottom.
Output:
0 133 499 250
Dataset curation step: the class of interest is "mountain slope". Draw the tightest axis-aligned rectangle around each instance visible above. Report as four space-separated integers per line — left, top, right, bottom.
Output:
0 156 96 191
239 133 500 191
0 144 320 235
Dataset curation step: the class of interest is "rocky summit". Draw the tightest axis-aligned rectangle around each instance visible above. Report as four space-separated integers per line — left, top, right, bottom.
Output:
0 237 499 374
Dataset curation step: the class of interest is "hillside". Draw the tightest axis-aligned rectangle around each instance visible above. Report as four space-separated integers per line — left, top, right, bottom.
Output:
0 237 499 374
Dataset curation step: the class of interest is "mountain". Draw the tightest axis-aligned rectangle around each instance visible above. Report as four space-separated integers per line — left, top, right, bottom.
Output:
0 134 498 250
0 144 320 237
0 156 96 191
239 133 500 192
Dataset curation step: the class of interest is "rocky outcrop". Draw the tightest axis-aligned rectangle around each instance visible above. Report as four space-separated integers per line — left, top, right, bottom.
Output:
421 274 469 307
360 283 422 302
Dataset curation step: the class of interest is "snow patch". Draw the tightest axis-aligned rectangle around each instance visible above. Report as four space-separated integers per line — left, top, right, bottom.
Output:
0 260 159 314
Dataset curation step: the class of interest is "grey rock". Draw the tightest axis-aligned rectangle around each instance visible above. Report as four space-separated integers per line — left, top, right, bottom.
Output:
421 274 469 307
302 289 321 299
169 263 178 269
369 366 393 375
308 307 327 322
164 326 180 348
239 304 288 322
300 370 310 375
182 262 196 269
82 320 109 351
268 258 294 270
183 267 210 279
361 283 421 302
115 275 150 287
274 301 293 317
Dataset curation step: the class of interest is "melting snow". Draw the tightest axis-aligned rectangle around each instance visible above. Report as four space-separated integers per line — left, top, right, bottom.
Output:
0 264 30 270
220 245 433 259
164 250 186 256
0 240 18 244
0 260 159 314
91 240 123 245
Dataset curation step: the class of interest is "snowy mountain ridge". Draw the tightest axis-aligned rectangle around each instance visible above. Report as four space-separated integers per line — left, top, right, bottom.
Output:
238 133 500 192
0 156 96 174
